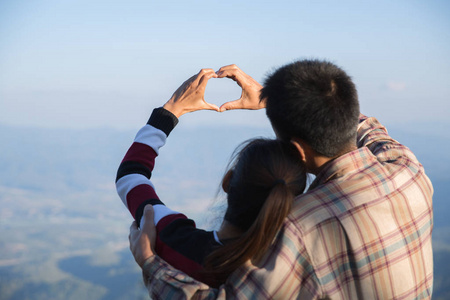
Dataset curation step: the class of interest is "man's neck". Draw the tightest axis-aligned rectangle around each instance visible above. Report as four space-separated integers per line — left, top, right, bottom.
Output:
308 144 357 175
307 155 334 175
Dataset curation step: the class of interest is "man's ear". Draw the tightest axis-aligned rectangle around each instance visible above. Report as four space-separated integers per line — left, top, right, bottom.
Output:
290 139 307 163
222 169 233 193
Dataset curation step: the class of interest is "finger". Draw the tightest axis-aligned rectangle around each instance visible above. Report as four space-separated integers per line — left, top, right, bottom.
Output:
172 74 197 99
216 64 240 77
198 70 218 90
181 74 198 88
194 68 216 86
219 99 242 112
178 72 205 94
130 220 138 231
216 65 245 80
202 101 220 112
216 70 238 81
129 221 138 241
140 205 155 233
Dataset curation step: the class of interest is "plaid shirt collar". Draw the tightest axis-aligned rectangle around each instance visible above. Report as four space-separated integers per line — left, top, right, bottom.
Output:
308 147 375 191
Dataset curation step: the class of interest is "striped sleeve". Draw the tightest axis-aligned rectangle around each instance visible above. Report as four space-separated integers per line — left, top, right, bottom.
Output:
154 214 222 287
115 107 181 226
116 107 224 287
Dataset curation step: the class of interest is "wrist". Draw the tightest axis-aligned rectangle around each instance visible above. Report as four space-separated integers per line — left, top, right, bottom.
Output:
163 102 183 118
139 252 156 268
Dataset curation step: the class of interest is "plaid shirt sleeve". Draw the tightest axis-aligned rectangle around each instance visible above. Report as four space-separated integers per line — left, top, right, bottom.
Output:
357 113 421 163
142 256 226 300
141 114 434 299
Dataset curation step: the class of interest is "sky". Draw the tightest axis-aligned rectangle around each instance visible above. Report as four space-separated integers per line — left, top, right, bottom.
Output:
0 0 449 131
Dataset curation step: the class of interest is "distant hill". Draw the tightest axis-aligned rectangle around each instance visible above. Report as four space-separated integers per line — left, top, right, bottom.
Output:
1 121 447 192
1 121 448 223
0 123 273 192
0 122 449 299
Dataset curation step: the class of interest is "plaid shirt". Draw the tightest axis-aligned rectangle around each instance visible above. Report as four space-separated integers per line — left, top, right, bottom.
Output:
141 114 433 300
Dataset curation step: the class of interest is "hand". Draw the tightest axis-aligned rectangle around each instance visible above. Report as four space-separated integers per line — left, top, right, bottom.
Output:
129 205 156 268
163 69 220 118
216 64 265 112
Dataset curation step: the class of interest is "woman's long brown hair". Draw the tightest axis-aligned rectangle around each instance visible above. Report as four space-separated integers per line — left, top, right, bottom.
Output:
203 138 307 285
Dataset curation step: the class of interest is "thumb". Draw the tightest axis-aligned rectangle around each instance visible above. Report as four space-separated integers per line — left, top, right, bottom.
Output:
202 101 220 112
219 99 241 112
140 205 155 232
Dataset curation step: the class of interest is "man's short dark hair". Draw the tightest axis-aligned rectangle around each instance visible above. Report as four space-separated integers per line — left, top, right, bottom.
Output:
262 59 360 157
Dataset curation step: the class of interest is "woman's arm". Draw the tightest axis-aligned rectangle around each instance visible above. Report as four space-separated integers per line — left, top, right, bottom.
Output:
115 107 182 226
117 107 221 286
116 68 219 225
121 68 224 286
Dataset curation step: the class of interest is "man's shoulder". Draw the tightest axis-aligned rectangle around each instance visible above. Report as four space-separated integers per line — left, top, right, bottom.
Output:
287 181 350 234
289 175 429 235
289 145 433 234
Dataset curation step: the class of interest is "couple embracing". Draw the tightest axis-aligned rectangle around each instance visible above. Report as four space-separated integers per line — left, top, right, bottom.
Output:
117 60 433 299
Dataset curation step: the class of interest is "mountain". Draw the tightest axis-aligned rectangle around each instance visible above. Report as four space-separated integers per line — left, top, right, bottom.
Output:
0 122 449 299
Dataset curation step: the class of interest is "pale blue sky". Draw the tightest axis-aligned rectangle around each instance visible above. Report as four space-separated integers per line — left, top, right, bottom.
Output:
1 0 449 130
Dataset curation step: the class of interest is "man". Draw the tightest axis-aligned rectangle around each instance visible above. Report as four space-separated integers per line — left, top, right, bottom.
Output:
129 60 433 299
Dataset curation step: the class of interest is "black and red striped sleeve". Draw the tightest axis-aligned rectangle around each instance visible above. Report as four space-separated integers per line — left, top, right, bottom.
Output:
155 214 222 287
115 107 182 226
115 107 222 286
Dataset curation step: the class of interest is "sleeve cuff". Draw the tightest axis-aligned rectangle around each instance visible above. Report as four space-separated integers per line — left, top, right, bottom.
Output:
358 113 368 123
147 107 179 136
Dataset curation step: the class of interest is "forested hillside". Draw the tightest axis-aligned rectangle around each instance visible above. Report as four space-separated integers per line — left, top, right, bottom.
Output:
0 123 448 299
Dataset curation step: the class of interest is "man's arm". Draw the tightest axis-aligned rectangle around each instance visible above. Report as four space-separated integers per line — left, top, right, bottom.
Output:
357 114 420 164
130 205 225 299
356 113 433 209
130 206 222 298
132 204 319 300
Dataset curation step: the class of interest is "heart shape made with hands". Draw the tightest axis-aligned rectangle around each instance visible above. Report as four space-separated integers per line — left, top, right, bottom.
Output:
203 77 243 108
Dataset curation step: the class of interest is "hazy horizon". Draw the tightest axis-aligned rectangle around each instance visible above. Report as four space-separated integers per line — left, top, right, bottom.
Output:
1 122 450 299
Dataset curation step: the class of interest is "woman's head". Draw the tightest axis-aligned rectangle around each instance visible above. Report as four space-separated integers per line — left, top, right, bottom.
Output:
223 138 307 231
204 138 307 285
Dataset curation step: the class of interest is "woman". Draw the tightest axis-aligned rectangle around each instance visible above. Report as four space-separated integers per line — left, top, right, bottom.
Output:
117 69 307 287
